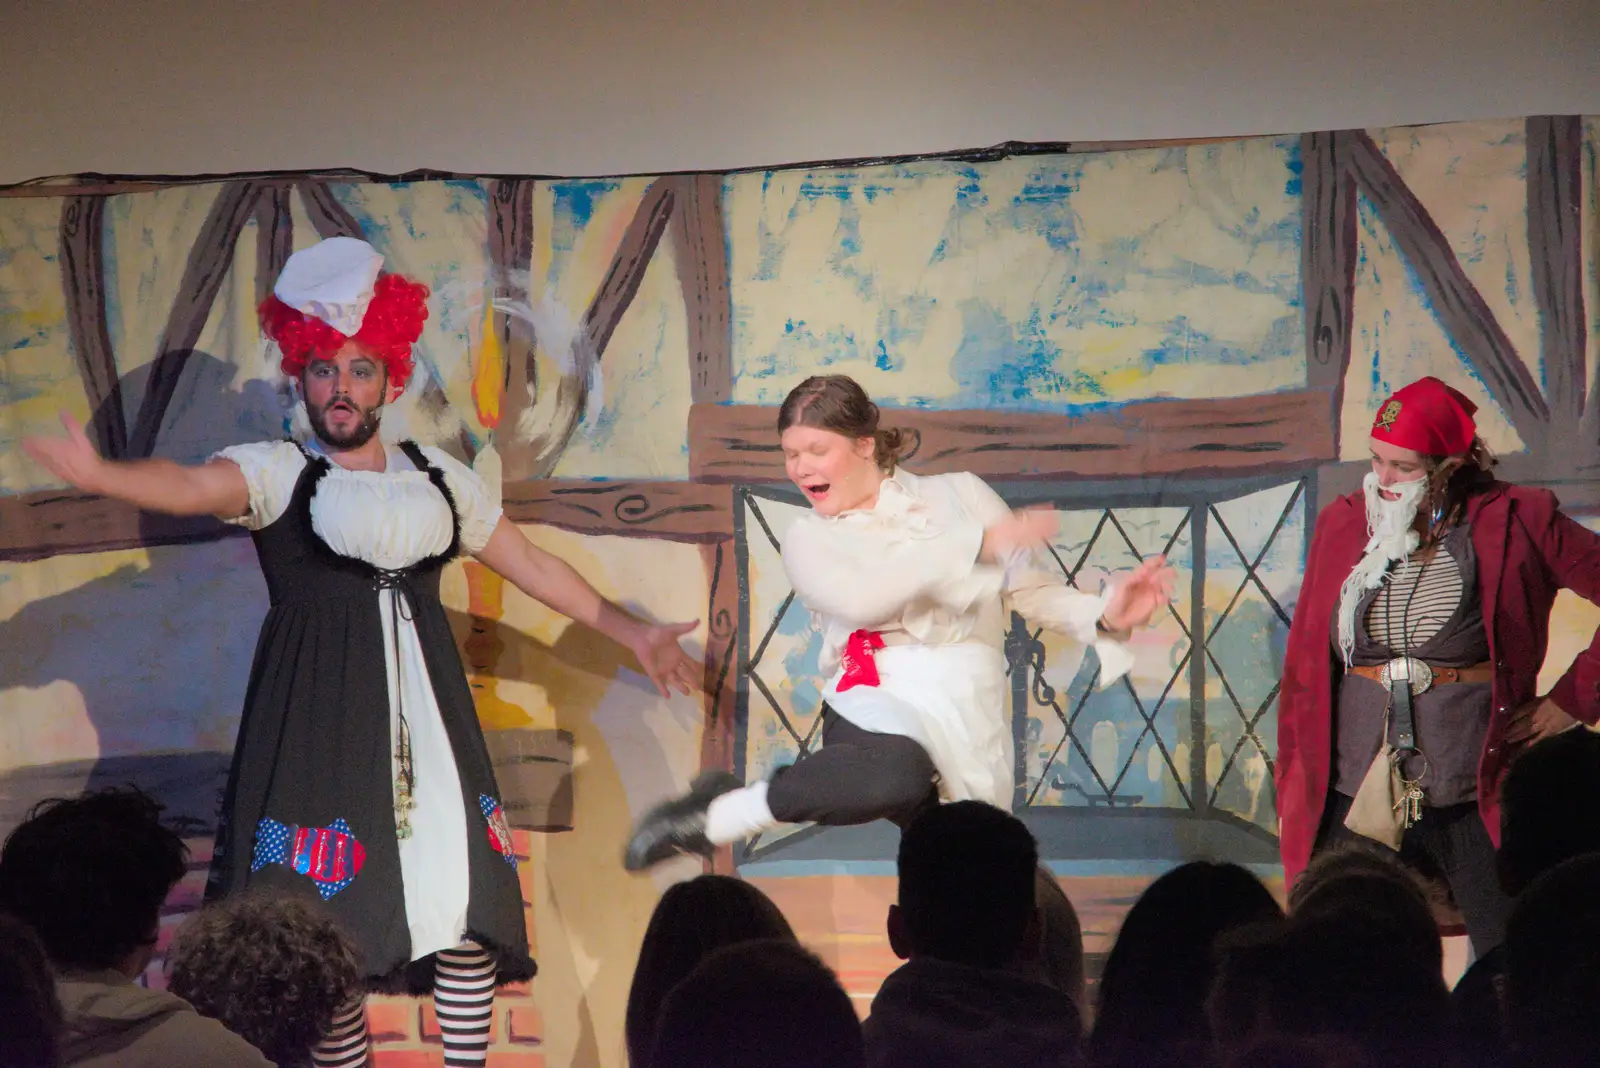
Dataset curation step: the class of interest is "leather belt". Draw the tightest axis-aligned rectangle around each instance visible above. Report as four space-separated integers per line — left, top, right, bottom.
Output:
1345 660 1493 689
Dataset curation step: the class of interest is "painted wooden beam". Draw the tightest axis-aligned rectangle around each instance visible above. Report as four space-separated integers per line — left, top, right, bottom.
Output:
253 185 294 307
511 179 677 480
1527 117 1590 454
0 489 243 563
1345 131 1549 451
689 391 1337 483
501 478 733 542
699 539 741 875
297 180 363 240
126 181 263 459
2 477 734 562
671 174 734 404
58 195 128 459
486 178 538 472
584 180 677 358
1300 131 1359 452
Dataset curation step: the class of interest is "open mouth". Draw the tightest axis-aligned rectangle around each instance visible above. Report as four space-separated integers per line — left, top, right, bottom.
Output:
328 401 357 418
802 483 830 501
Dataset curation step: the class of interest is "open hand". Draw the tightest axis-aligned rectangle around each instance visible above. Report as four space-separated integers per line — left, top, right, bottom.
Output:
628 620 702 698
1102 556 1178 631
21 412 106 493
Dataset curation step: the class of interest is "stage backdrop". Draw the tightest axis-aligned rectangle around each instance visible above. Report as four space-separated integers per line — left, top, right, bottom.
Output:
2 116 1597 1067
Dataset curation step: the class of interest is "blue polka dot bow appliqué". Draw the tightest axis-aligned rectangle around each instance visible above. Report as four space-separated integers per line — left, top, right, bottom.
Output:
479 795 519 869
250 817 367 899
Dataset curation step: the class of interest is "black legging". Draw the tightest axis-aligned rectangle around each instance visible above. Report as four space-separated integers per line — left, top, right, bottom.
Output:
1316 789 1511 953
765 706 941 828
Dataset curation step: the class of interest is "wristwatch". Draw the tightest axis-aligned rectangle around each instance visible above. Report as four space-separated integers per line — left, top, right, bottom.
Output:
1095 615 1131 639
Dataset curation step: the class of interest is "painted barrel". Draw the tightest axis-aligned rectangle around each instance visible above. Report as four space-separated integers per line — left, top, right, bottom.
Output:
484 727 574 832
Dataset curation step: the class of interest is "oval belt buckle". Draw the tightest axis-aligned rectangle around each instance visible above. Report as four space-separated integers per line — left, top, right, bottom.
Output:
1380 656 1433 696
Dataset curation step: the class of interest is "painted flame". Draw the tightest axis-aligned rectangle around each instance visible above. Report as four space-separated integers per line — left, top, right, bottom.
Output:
471 297 505 429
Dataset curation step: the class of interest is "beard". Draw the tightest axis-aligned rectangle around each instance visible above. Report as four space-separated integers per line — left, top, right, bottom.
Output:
307 394 384 449
1362 470 1428 557
1334 472 1428 664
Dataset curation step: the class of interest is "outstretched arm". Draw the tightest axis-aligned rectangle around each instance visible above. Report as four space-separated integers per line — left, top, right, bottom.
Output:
956 473 1175 632
22 412 249 519
473 517 701 698
951 473 1174 688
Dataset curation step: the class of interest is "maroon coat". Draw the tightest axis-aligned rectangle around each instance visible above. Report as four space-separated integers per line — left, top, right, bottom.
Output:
1276 483 1600 887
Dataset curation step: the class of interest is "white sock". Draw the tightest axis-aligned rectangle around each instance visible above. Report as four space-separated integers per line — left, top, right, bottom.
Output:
704 781 776 844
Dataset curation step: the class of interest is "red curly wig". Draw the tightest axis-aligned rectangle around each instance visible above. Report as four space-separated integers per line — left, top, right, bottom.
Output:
259 273 430 390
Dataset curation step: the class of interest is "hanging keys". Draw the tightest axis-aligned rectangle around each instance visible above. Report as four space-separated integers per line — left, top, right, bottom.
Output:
394 716 418 840
1394 778 1425 829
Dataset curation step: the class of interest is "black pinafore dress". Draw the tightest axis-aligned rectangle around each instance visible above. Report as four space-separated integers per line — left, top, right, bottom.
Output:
204 441 535 991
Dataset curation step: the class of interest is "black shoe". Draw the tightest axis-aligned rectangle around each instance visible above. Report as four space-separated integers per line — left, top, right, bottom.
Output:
623 771 743 871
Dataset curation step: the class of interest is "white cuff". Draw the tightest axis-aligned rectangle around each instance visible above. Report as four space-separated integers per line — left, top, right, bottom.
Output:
1090 586 1135 689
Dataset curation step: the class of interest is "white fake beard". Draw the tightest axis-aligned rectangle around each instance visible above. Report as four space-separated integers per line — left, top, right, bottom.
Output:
1335 472 1428 665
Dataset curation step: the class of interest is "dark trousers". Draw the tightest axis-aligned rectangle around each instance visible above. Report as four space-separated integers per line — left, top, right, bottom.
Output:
765 706 941 829
1317 790 1511 954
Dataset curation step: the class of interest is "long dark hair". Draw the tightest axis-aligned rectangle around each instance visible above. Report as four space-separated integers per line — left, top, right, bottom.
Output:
777 375 909 471
625 875 796 1067
1090 861 1282 1068
1418 436 1497 546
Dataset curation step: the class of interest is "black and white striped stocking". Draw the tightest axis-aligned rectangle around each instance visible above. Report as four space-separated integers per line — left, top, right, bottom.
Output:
312 996 369 1068
435 942 498 1067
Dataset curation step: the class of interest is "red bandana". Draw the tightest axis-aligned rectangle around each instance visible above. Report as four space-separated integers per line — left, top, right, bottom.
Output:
1371 377 1478 456
837 630 886 692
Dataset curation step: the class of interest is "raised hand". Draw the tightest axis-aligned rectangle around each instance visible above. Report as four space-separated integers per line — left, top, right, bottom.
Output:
21 412 107 492
1102 556 1178 631
628 620 703 698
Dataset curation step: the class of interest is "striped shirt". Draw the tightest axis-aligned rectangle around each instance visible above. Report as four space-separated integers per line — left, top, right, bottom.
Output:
1365 548 1465 652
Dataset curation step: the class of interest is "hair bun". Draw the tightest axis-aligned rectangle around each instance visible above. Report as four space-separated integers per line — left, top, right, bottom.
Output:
875 426 908 468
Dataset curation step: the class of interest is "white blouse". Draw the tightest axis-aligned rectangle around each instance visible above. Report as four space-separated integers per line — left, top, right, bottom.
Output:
215 439 501 557
780 468 1134 683
779 469 1133 808
212 438 501 962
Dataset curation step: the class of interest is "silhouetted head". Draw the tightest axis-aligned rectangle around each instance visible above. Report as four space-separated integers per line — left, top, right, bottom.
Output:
167 891 363 1068
1289 843 1441 973
626 875 796 1067
1497 728 1600 897
648 939 863 1068
1027 865 1086 1015
1209 910 1449 1068
1091 861 1281 1068
0 787 186 974
1503 853 1600 1068
889 801 1039 969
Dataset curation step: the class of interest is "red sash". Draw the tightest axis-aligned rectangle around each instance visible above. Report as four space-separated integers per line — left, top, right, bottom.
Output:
838 629 886 691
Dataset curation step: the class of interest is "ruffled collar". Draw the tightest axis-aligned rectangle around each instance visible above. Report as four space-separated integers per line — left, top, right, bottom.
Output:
303 438 421 478
828 469 930 533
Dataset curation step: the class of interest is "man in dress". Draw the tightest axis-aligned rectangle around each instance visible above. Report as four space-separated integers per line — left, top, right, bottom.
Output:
24 236 701 1067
